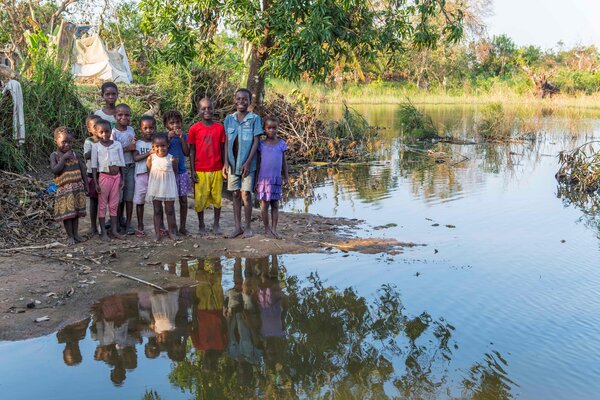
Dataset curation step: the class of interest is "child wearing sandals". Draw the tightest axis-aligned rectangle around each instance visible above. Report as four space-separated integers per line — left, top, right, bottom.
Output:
256 116 288 239
132 115 156 237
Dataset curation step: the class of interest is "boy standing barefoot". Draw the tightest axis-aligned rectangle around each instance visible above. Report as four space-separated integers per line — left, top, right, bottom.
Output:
223 89 263 238
189 98 226 235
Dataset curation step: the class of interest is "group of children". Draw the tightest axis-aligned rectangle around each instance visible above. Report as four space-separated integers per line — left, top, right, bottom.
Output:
50 83 289 244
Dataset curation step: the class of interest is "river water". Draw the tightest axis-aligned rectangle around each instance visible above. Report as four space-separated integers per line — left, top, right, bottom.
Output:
1 105 599 399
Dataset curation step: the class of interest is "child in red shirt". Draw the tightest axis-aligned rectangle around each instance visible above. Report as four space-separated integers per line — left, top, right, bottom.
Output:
189 97 226 235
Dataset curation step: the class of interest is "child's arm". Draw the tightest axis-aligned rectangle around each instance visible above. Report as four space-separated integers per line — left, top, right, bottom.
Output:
181 133 190 156
119 167 125 190
133 148 152 162
222 135 229 179
241 136 260 178
50 151 73 175
92 168 100 194
146 154 153 172
172 157 179 175
91 146 100 194
282 151 289 185
76 153 89 193
189 144 198 183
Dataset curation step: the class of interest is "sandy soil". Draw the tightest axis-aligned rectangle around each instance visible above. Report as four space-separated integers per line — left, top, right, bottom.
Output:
0 199 416 341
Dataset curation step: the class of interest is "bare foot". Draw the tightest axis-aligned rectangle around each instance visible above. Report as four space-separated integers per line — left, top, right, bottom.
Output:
74 234 87 243
154 235 161 242
100 234 110 242
242 228 254 238
226 228 244 239
88 228 98 237
271 229 282 239
198 225 207 236
167 231 177 240
264 228 274 237
212 224 223 236
112 231 125 240
66 237 76 245
179 227 189 236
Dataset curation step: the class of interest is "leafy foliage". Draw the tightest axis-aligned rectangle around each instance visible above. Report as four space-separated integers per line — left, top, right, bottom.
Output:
398 100 438 140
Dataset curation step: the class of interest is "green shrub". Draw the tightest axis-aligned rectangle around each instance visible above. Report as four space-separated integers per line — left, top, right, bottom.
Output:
476 102 515 141
397 100 438 140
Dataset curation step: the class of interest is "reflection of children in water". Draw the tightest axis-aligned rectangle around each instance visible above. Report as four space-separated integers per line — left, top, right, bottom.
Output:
191 258 227 372
225 257 264 376
257 255 287 370
56 317 90 366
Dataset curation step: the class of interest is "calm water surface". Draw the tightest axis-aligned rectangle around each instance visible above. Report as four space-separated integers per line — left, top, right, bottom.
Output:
1 105 600 399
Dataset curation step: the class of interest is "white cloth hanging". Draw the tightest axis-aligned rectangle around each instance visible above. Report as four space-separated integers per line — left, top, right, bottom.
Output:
1 79 25 145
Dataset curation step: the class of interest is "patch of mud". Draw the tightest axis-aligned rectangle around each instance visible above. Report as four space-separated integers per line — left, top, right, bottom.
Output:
0 200 419 341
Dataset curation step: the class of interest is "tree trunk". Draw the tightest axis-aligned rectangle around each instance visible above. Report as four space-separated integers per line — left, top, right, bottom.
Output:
246 0 272 110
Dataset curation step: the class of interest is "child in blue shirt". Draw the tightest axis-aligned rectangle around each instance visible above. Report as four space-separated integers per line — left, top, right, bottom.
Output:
223 88 263 238
164 110 191 235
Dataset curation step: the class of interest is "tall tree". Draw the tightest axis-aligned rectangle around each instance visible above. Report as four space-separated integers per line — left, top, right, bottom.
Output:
140 0 464 107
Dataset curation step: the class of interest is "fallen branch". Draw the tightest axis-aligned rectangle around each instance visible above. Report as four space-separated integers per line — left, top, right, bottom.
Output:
111 270 167 292
0 241 65 253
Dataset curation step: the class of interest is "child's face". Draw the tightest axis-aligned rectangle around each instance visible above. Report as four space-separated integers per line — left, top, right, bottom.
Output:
102 87 118 107
86 120 98 136
140 120 156 140
153 138 169 156
235 91 250 113
199 100 214 120
56 133 73 153
265 120 278 139
166 118 182 132
116 107 131 127
97 124 112 142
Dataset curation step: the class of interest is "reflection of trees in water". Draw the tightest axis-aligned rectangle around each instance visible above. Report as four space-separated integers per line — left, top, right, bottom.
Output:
557 185 600 238
57 256 514 399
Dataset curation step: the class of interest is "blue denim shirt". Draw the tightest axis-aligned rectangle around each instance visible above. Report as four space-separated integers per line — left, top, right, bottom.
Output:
224 112 263 176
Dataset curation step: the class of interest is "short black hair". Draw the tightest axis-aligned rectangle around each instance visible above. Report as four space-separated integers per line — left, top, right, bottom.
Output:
86 114 101 125
100 82 118 95
54 126 72 140
152 132 168 144
140 115 156 127
162 110 183 126
235 88 252 101
115 103 131 112
95 119 111 131
264 115 280 125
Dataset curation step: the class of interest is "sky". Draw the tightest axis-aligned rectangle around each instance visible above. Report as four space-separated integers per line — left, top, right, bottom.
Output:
485 0 600 49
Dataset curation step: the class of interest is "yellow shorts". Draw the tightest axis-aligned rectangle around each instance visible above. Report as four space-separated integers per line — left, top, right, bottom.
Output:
194 171 223 212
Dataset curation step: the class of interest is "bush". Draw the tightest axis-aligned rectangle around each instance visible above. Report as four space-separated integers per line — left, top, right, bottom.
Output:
397 100 438 140
1 59 88 172
476 102 516 141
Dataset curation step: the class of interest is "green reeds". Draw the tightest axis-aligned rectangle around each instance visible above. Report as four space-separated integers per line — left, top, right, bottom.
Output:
398 100 438 140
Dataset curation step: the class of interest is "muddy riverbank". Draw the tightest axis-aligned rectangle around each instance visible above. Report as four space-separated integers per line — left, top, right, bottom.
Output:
0 199 413 341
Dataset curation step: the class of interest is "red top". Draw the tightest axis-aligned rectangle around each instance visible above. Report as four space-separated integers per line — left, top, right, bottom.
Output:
187 121 226 172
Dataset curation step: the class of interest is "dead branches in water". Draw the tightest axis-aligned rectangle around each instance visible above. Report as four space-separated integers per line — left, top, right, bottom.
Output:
557 141 600 192
0 171 58 249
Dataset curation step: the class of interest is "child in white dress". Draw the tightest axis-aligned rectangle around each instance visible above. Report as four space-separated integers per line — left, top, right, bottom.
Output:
146 134 178 240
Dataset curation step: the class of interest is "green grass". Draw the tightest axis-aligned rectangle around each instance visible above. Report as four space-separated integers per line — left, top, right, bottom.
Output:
267 78 600 110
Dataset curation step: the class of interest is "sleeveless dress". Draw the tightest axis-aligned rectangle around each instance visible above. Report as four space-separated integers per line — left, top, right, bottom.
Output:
53 153 87 221
146 154 178 202
256 139 287 201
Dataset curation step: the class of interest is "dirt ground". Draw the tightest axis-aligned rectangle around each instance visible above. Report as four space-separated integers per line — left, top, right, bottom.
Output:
0 198 417 341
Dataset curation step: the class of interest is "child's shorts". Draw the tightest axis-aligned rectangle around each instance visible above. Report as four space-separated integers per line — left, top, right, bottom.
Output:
176 171 192 197
194 171 223 212
121 163 136 202
227 169 254 193
87 174 98 199
133 173 149 205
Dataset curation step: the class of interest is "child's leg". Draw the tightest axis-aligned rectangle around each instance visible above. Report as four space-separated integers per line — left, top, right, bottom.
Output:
178 195 188 235
210 171 223 235
125 201 134 234
270 200 280 239
241 190 254 238
108 175 124 239
260 200 271 235
72 217 86 242
63 219 75 244
98 174 111 241
213 207 222 235
164 201 177 240
136 204 145 232
152 200 163 241
197 210 206 233
229 189 243 238
90 197 98 235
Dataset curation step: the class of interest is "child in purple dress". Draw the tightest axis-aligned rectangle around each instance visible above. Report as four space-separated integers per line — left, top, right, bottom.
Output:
256 117 289 239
